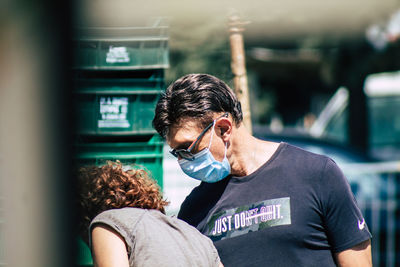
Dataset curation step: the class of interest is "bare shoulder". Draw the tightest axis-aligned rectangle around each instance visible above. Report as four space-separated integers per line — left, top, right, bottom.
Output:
91 224 129 267
92 224 125 243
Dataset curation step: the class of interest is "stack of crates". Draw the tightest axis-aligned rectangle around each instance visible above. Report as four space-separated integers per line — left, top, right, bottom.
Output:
73 19 169 266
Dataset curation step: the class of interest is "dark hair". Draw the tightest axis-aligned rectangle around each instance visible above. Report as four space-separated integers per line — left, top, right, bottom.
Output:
77 161 168 243
153 74 243 138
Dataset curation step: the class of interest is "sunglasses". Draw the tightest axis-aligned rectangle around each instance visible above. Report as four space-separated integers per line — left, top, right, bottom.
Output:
170 112 229 161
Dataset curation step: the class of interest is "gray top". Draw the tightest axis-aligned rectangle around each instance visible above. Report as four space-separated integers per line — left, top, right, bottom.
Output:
90 207 221 267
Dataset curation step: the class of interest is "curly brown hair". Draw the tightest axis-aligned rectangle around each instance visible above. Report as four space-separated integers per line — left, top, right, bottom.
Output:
77 161 169 243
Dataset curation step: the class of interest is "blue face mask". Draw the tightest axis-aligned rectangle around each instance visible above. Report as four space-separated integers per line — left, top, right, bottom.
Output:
178 122 231 183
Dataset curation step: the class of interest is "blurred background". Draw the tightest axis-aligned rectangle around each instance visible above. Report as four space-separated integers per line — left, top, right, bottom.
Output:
1 0 400 266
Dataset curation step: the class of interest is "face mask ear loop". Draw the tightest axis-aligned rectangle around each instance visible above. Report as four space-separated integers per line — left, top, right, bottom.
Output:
224 141 228 158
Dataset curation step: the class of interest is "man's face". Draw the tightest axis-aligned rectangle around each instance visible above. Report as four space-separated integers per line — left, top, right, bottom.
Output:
167 118 225 162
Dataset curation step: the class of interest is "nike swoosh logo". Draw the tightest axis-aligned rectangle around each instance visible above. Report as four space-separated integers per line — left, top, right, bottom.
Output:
358 219 366 230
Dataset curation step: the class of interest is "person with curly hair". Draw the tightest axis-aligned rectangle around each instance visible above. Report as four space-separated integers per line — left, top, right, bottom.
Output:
78 161 223 267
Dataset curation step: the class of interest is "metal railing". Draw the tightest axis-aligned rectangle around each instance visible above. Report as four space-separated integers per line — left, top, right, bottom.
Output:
342 161 400 267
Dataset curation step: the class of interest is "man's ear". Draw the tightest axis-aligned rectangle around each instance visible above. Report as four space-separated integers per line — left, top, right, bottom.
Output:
216 118 232 142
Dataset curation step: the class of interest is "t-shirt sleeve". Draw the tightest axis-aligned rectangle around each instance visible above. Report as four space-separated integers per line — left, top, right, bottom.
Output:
320 158 372 252
89 210 136 257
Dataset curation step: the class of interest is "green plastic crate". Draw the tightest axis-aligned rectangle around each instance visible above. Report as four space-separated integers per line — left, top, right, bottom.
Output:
77 238 93 266
74 90 161 136
73 26 169 70
75 135 164 188
73 69 165 94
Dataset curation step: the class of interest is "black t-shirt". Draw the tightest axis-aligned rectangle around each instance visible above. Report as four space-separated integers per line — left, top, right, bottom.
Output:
178 143 372 267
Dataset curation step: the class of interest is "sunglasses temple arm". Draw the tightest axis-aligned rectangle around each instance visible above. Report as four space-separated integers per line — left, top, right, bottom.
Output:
187 123 213 151
187 113 227 152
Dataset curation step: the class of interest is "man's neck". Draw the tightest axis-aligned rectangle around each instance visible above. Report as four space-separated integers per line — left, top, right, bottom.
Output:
229 125 280 177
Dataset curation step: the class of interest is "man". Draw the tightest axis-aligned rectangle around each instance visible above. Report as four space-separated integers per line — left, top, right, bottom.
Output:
153 74 372 266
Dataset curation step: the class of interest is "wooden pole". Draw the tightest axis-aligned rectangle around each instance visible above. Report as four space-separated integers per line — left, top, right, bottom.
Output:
228 12 252 134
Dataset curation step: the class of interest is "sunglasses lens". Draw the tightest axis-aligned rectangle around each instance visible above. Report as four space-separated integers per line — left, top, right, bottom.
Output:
170 150 178 157
170 149 194 160
178 150 194 160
